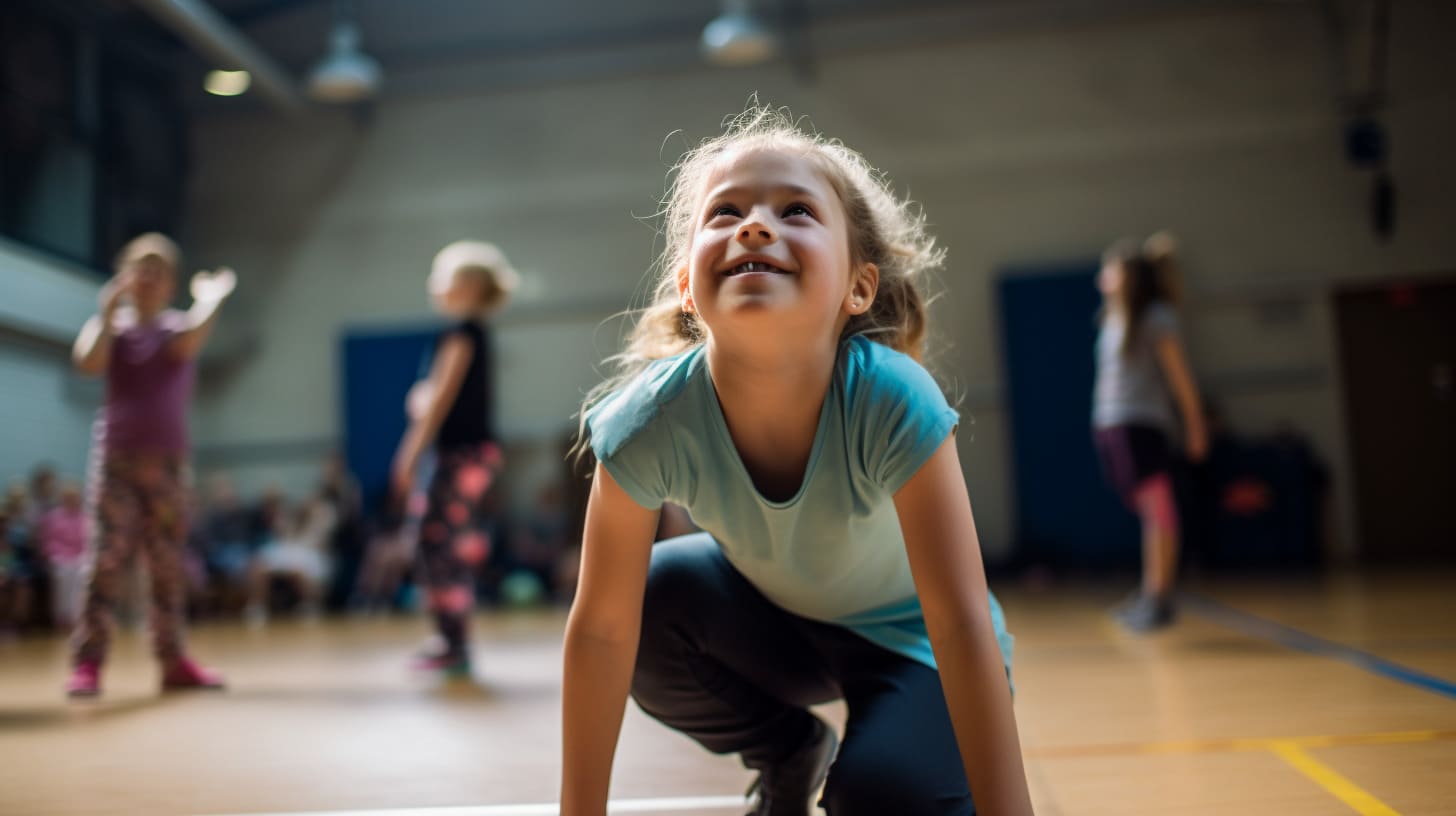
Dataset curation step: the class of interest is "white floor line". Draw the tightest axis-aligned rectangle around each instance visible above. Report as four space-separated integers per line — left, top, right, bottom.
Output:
202 794 749 816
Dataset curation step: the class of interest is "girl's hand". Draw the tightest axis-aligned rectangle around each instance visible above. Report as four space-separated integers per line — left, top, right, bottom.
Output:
190 267 237 304
100 273 134 321
406 380 434 423
391 448 418 502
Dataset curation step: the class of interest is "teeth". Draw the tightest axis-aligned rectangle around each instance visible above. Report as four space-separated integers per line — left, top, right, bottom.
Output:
729 261 780 275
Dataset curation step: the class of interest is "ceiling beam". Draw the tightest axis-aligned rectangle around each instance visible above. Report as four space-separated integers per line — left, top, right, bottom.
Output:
224 0 323 26
129 0 307 114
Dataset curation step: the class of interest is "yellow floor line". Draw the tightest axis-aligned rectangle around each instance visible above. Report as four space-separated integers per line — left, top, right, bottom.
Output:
1271 741 1403 816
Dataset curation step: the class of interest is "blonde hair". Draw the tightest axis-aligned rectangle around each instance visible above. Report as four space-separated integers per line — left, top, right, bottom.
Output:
580 104 943 435
115 232 181 273
433 240 520 315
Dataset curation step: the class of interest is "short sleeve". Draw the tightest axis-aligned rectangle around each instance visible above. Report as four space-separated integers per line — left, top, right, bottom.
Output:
589 428 668 511
583 358 693 512
848 340 960 493
1142 303 1180 343
160 309 190 336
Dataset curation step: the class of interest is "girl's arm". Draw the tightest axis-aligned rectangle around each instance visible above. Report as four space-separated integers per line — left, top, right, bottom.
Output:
895 435 1035 816
389 333 473 497
73 275 131 375
1153 335 1207 461
170 268 237 360
561 463 658 816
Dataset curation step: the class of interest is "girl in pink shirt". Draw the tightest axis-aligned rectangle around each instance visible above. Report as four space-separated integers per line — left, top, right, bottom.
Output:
65 233 234 698
40 483 88 629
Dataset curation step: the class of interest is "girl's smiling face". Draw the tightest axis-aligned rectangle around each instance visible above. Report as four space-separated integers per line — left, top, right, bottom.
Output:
680 148 874 347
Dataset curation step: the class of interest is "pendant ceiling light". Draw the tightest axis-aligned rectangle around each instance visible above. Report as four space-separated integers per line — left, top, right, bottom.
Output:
701 0 778 67
308 0 381 103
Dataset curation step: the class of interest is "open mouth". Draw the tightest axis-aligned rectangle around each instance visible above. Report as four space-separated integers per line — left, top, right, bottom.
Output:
724 261 790 277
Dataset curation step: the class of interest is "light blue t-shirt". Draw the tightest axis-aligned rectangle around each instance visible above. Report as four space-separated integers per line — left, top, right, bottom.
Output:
585 335 1013 675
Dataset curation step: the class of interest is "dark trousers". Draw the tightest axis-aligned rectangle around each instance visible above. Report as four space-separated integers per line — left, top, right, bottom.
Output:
631 534 976 815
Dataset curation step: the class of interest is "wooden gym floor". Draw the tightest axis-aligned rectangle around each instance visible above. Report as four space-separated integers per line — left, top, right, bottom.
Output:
1 569 1452 816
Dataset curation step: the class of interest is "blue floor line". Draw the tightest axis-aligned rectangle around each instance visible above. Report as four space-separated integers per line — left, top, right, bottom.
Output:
1184 594 1456 701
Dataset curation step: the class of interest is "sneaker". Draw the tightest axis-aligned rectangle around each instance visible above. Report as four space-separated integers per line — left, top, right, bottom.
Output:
745 717 838 816
411 651 471 679
1110 590 1142 617
1115 593 1177 633
66 660 102 698
161 656 227 691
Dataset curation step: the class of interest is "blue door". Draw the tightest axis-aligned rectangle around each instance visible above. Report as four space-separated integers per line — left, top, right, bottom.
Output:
997 265 1139 567
341 326 439 513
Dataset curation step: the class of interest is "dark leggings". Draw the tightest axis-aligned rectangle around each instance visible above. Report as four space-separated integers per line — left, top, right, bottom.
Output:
631 534 976 815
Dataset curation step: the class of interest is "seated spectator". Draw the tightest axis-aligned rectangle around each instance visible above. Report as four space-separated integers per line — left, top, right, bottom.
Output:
351 501 414 613
510 482 571 603
0 509 30 638
246 493 338 623
27 465 59 527
318 451 364 611
199 476 254 608
2 484 40 631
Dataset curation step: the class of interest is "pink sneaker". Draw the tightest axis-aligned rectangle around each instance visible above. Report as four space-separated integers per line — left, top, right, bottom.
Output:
161 656 226 691
66 660 102 698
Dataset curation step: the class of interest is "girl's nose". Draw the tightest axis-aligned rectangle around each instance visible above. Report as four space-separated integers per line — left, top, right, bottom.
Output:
737 219 775 243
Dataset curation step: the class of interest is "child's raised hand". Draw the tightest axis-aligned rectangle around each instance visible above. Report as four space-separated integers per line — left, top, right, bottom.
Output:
99 272 134 320
190 267 237 304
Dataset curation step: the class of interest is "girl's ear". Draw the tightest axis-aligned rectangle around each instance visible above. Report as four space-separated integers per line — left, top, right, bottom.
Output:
845 262 879 315
677 264 695 313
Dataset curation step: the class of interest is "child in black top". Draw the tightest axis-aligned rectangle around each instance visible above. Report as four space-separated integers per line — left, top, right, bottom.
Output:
391 241 518 676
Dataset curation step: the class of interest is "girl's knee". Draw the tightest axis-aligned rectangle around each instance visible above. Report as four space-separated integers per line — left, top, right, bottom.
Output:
821 748 972 816
1133 473 1178 532
640 535 720 617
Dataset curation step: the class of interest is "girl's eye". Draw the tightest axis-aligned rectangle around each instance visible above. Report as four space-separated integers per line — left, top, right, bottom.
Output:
783 203 813 218
709 204 740 219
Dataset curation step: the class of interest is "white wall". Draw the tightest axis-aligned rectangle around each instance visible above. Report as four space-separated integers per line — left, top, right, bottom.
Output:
0 341 98 490
184 3 1456 558
0 240 105 488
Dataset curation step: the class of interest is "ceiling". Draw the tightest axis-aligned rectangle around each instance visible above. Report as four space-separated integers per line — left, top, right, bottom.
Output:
81 0 1278 111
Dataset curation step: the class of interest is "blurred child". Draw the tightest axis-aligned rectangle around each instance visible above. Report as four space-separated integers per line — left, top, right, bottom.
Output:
1093 232 1207 632
40 482 88 630
65 232 233 697
390 241 516 676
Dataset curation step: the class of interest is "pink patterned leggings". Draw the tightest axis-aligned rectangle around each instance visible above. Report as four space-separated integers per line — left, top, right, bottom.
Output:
72 451 190 665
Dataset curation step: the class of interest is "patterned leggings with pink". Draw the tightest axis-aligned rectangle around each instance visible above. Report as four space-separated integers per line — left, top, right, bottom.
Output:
73 452 190 665
409 442 503 660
